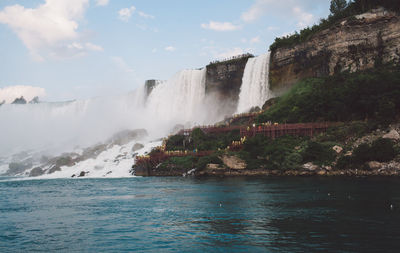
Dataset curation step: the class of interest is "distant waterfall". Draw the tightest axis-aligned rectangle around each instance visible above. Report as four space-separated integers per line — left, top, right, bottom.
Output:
236 53 272 113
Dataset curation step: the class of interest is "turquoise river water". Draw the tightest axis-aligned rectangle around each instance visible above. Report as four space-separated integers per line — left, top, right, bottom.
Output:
1 177 400 252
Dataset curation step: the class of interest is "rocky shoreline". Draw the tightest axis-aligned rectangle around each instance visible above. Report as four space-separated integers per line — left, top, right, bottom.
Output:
135 165 400 178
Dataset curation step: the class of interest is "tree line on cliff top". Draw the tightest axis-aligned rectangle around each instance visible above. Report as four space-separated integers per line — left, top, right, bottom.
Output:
270 0 400 51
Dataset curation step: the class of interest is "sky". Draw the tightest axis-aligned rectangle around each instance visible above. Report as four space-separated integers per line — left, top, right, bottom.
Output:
0 0 330 102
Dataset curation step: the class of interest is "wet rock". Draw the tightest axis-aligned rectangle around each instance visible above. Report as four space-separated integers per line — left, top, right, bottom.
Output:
48 166 61 174
132 143 144 152
29 167 44 177
221 155 246 170
332 145 343 154
78 171 86 177
6 162 32 176
383 130 400 141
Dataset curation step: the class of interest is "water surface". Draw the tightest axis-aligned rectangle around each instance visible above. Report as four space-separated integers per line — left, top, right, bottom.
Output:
1 177 400 252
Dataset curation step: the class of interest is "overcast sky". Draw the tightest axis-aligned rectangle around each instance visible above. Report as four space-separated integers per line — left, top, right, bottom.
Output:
0 0 330 101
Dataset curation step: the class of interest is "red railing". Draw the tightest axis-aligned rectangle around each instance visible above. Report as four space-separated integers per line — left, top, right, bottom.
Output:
135 150 214 167
240 122 333 139
137 122 336 167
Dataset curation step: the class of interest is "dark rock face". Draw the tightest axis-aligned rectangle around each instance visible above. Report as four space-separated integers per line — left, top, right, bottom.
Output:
144 80 161 98
205 55 253 116
11 96 27 104
29 167 44 177
269 8 400 95
132 143 144 152
5 162 32 175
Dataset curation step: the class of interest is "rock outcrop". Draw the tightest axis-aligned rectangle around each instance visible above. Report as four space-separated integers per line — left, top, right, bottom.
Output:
269 8 400 94
205 55 253 116
144 80 161 98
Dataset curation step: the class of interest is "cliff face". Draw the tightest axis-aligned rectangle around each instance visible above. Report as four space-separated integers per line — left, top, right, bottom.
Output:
205 55 253 116
270 8 400 94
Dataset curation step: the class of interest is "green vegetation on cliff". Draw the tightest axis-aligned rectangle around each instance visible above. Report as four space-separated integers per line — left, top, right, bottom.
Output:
166 128 240 151
270 0 400 51
257 67 400 126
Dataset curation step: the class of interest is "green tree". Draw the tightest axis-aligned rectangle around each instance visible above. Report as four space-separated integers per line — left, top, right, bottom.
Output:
330 0 348 16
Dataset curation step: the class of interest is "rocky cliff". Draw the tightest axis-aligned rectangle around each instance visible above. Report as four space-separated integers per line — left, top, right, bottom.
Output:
269 8 400 94
205 55 253 116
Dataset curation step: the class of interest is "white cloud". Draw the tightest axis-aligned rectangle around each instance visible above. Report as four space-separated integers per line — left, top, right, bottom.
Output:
241 0 271 23
241 0 318 28
96 0 109 6
118 6 136 21
138 11 154 19
250 36 261 44
0 85 46 104
292 6 314 29
118 6 155 22
112 57 134 73
0 0 102 61
84 42 104 51
201 21 241 32
216 47 245 59
165 46 176 52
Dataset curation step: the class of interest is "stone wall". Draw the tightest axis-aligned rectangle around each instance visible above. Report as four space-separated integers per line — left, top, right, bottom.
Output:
269 8 400 95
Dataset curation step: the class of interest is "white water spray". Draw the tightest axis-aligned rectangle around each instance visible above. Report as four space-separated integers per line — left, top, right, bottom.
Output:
236 53 272 113
145 68 208 132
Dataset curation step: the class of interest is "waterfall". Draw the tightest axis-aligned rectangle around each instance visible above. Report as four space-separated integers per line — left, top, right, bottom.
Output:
0 68 211 157
145 68 208 131
0 66 221 177
236 53 272 113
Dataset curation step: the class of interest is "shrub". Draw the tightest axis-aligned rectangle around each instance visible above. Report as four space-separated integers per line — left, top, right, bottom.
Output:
256 68 400 125
302 141 336 166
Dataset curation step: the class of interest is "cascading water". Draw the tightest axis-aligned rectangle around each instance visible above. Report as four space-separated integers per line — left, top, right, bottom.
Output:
236 53 272 113
145 68 208 132
0 67 214 178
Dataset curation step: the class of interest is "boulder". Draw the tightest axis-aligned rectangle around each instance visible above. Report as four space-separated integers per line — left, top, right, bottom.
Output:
48 166 61 174
78 171 86 177
29 167 44 177
221 155 246 170
368 161 383 170
302 162 319 171
206 163 223 170
132 143 144 152
383 130 400 141
332 145 343 154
